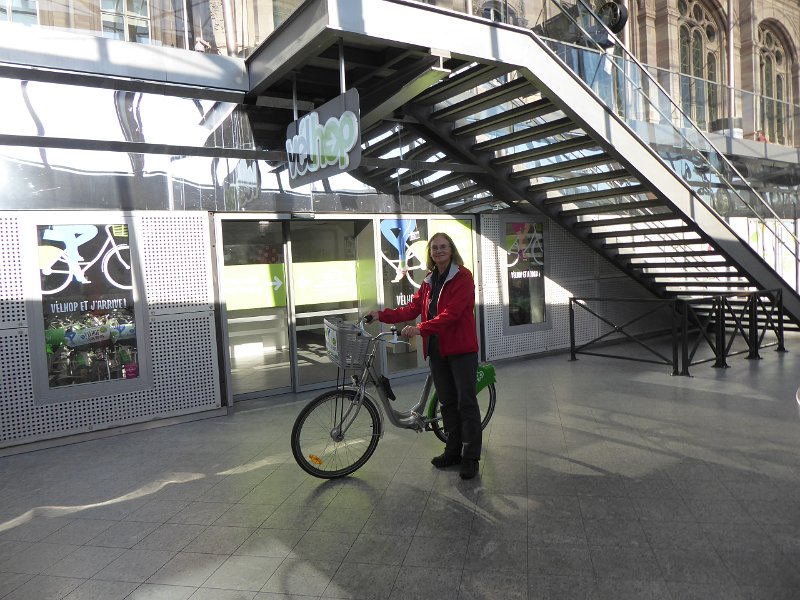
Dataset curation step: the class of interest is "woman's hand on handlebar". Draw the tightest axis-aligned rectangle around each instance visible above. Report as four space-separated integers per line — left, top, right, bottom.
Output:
400 325 420 338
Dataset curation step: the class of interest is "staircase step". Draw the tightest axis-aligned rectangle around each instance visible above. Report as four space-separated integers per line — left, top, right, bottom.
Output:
494 135 597 166
453 98 556 137
432 183 483 205
402 172 467 195
431 78 534 121
472 117 576 152
414 64 512 106
588 225 695 239
543 184 650 205
574 213 681 229
604 240 706 250
560 199 664 217
511 153 614 180
528 169 634 194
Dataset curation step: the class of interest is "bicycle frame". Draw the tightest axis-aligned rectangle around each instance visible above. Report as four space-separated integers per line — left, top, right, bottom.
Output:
333 321 497 440
335 327 434 440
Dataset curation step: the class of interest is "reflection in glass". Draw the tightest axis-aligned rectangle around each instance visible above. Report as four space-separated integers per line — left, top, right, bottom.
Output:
291 220 366 387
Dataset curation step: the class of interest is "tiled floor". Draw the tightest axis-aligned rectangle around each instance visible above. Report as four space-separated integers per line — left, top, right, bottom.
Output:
1 337 800 599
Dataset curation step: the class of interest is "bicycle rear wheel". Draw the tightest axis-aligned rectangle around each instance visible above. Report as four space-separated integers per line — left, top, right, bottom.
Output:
291 388 381 479
431 383 496 443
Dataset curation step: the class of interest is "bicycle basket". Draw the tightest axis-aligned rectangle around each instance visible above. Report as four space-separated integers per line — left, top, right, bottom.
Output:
324 317 371 369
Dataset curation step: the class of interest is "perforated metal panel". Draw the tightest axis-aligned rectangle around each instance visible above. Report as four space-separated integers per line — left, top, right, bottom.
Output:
0 217 26 327
0 212 221 448
482 215 603 360
137 214 214 314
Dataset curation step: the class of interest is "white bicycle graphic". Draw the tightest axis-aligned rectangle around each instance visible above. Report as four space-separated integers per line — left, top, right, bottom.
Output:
38 225 132 295
506 231 544 267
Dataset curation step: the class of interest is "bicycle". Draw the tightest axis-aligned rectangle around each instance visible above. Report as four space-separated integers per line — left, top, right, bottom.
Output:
38 224 132 294
291 316 497 479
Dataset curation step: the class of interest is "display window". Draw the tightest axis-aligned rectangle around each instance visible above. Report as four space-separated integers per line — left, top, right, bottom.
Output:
21 212 150 404
37 223 139 387
502 218 547 331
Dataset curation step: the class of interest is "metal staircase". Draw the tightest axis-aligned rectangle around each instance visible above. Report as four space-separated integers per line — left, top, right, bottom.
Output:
245 0 800 327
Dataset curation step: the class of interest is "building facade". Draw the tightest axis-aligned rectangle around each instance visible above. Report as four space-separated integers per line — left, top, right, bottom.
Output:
0 0 797 449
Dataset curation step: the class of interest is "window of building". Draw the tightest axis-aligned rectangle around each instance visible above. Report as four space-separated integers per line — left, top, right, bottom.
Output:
101 0 150 43
1 0 38 24
758 24 792 145
677 0 722 130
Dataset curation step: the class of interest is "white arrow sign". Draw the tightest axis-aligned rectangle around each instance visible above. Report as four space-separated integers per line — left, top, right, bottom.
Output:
270 276 283 291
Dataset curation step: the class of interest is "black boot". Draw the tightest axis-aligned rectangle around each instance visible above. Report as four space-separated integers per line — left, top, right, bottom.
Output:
459 459 479 480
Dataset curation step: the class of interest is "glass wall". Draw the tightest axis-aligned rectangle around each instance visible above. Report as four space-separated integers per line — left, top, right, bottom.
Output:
221 219 291 396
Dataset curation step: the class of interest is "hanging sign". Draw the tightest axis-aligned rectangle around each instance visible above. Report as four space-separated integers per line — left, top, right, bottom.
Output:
285 88 361 187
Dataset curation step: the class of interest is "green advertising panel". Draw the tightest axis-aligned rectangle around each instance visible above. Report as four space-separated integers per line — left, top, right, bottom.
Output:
224 264 287 310
293 260 357 306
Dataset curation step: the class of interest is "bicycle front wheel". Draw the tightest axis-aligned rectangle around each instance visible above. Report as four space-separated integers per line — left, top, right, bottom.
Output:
291 389 381 479
431 383 496 444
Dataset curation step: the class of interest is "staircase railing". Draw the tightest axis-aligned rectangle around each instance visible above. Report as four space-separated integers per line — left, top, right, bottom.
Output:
535 0 799 291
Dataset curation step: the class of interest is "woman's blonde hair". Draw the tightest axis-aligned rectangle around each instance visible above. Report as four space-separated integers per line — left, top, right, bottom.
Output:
426 232 465 271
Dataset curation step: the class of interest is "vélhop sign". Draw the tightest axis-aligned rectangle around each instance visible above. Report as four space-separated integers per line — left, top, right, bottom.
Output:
285 89 361 187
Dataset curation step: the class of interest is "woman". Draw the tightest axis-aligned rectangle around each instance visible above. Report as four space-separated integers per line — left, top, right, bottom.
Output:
369 232 481 479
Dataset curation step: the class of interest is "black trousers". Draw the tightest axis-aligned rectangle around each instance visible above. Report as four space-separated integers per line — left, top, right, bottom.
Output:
428 340 481 461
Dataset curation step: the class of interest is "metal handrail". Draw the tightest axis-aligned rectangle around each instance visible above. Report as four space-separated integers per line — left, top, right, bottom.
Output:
541 0 799 267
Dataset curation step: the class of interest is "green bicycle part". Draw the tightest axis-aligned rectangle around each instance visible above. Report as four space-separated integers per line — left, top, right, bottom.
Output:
425 363 496 419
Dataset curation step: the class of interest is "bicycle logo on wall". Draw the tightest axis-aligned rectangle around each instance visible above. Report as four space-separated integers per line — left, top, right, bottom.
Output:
38 224 133 295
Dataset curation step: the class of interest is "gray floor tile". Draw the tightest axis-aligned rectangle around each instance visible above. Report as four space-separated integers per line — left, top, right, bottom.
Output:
1 575 83 600
528 546 594 576
0 572 33 598
595 578 672 599
322 561 399 599
124 501 189 524
458 570 527 600
464 535 526 572
584 518 649 548
42 520 116 546
87 521 160 549
190 588 256 600
343 533 412 565
651 546 731 584
234 528 305 558
63 579 139 600
201 555 282 591
588 546 662 580
0 518 72 543
402 535 467 568
182 526 254 554
134 523 207 552
92 548 174 582
213 504 278 528
43 545 126 578
147 552 227 587
386 567 461 600
0 542 78 575
261 558 340 596
168 502 233 525
288 530 357 562
527 574 600 600
125 583 196 599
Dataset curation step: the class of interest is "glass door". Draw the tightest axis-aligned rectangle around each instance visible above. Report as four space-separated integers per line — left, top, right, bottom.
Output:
290 219 375 389
220 220 291 397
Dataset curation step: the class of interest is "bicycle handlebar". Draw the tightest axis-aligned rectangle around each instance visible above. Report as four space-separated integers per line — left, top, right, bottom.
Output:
359 314 410 346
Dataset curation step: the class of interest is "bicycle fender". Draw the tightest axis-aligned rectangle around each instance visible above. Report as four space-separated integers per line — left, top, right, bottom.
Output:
475 363 496 393
424 363 496 419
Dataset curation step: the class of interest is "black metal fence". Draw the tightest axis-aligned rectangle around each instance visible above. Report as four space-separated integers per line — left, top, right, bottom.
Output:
569 290 787 376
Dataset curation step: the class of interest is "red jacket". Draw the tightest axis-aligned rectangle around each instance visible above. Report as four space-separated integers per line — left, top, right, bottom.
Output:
378 264 478 358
